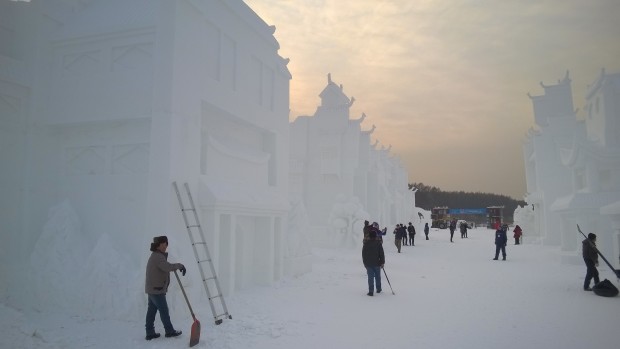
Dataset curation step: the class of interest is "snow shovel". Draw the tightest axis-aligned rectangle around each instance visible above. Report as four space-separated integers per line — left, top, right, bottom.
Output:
174 270 201 347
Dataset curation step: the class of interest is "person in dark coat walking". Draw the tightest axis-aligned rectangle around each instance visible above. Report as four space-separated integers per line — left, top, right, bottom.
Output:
493 224 508 260
393 225 403 252
362 230 385 296
513 225 522 245
582 233 600 291
407 222 416 246
459 221 467 238
449 219 456 242
424 222 430 240
145 236 186 340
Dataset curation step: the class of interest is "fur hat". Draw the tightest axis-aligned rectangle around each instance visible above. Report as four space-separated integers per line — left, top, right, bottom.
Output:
150 235 169 251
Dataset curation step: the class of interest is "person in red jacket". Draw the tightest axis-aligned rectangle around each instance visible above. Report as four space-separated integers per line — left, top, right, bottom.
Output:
513 225 522 245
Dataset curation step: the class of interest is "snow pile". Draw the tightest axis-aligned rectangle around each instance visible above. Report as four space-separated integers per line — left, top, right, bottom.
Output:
28 200 141 318
29 200 90 313
0 304 63 349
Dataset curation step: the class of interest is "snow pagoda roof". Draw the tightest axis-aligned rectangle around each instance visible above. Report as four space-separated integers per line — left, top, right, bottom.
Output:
319 74 351 108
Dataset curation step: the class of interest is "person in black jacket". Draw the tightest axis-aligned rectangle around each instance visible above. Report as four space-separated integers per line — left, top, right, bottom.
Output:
407 222 416 246
424 222 430 240
362 230 385 296
493 224 508 260
582 233 600 291
449 219 456 242
362 220 371 243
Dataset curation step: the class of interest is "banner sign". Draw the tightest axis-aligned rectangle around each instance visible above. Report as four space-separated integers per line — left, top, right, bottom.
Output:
448 208 487 215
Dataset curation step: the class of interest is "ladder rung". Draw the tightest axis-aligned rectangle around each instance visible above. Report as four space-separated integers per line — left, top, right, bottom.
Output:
202 276 216 281
209 294 222 300
193 242 206 246
182 208 195 212
186 225 200 228
198 259 212 263
215 313 229 318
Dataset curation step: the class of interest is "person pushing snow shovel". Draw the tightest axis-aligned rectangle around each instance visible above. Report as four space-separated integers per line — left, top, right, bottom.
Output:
144 235 186 340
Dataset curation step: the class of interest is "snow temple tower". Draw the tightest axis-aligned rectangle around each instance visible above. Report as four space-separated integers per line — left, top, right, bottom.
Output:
523 72 579 247
290 75 412 246
523 70 620 266
0 0 294 311
553 70 620 264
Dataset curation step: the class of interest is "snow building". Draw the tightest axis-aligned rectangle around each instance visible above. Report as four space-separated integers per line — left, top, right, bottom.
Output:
523 70 620 266
289 74 413 247
523 72 580 248
0 0 296 313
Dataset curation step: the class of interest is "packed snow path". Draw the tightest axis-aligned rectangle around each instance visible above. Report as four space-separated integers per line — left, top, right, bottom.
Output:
2 227 618 348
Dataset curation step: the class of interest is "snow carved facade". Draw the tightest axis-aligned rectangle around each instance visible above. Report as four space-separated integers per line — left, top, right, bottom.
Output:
290 74 413 247
1 0 414 316
0 0 295 311
523 70 620 266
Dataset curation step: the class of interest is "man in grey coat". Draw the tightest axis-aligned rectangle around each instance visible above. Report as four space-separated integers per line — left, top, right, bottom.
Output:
144 236 186 340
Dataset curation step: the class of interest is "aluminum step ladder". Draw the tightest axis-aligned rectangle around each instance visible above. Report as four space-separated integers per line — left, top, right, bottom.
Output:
173 181 232 325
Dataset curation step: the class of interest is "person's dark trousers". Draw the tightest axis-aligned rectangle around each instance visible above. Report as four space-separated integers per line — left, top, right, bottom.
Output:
583 258 600 289
450 231 454 242
365 266 382 293
409 235 414 246
425 233 429 240
494 245 506 260
146 293 175 336
403 235 407 246
515 238 519 245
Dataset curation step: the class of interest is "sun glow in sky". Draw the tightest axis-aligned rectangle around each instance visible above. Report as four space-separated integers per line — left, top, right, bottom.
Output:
245 0 620 199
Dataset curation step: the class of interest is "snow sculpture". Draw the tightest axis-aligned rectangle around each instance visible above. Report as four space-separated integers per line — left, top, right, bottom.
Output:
523 70 620 265
285 199 313 275
328 194 369 248
513 204 537 243
1 0 294 309
289 74 413 247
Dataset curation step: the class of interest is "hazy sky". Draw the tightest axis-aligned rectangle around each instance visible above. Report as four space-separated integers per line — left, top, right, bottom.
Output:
244 0 620 199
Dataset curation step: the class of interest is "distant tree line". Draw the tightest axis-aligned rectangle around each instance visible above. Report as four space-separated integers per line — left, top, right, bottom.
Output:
409 182 526 224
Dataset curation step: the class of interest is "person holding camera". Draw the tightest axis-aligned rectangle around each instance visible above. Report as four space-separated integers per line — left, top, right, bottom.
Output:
144 235 186 340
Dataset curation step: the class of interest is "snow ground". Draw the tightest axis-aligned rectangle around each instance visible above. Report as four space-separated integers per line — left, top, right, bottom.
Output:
2 227 619 349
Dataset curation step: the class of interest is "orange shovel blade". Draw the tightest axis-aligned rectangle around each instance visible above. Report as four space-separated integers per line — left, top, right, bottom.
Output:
189 318 201 347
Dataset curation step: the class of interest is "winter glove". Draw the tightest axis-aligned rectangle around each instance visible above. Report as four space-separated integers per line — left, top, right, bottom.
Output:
179 264 186 276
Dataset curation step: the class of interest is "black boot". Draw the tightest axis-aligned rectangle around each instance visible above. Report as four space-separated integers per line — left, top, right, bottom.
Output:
145 333 160 340
165 330 182 338
367 292 373 296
